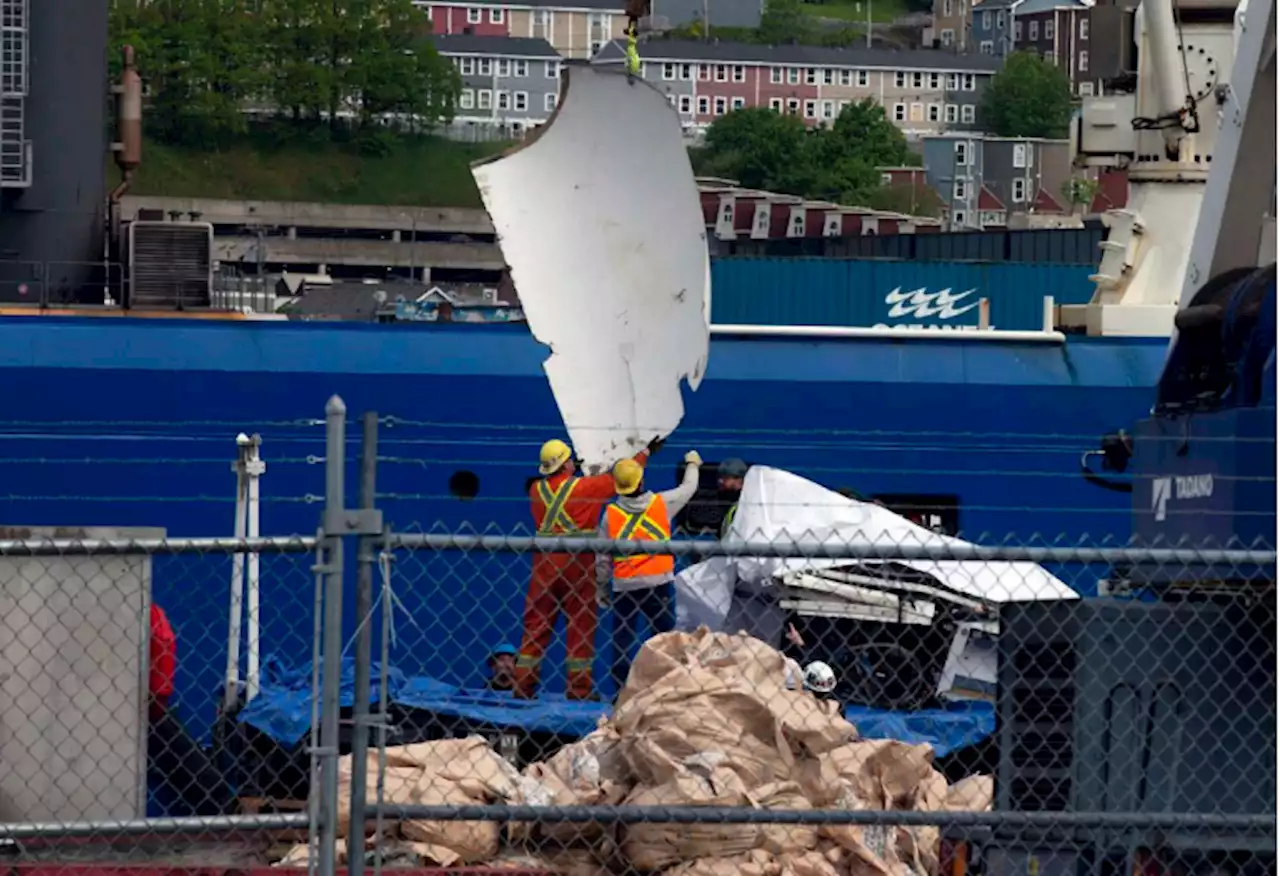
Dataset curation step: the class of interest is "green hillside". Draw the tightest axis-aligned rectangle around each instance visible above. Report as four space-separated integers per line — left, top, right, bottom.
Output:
113 135 509 208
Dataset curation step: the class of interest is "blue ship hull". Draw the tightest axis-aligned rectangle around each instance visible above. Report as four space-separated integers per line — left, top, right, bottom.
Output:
0 317 1168 738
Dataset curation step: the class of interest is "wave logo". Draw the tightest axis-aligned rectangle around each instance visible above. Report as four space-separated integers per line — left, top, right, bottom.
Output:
885 287 981 320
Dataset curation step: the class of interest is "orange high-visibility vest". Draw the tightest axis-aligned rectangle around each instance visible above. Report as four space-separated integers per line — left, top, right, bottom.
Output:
604 494 674 578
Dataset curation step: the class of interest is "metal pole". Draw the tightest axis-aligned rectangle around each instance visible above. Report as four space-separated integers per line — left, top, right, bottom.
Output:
317 395 347 876
347 412 379 876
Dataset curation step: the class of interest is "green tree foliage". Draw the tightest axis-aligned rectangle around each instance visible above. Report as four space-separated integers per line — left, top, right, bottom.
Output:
697 100 923 209
108 0 459 147
980 51 1074 138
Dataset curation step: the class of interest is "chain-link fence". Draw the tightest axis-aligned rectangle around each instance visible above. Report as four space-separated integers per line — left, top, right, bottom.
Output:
1 399 1275 876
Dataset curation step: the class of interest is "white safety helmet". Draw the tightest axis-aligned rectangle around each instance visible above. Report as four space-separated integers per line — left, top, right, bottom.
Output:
803 660 837 695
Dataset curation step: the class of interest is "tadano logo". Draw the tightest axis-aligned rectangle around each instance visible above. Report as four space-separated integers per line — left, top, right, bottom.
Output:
1151 477 1172 523
884 287 981 320
1151 474 1214 522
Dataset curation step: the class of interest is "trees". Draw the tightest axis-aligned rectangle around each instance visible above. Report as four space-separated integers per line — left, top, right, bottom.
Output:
697 100 923 209
109 0 459 146
980 51 1074 138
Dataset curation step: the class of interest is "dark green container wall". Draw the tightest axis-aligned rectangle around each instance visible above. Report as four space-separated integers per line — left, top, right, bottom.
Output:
710 258 1097 330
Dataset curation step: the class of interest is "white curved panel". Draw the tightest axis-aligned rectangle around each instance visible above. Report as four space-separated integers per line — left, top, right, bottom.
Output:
472 64 710 472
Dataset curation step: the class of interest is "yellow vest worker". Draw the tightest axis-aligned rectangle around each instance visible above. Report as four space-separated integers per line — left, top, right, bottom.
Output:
599 451 702 698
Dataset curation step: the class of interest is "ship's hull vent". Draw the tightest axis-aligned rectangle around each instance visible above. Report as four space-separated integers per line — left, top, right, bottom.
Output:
127 221 214 309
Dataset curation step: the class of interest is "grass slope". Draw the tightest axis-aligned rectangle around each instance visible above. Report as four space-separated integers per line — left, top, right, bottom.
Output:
116 135 509 208
800 0 910 24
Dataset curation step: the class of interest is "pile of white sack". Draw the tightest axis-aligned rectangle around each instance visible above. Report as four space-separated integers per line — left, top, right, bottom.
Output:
277 628 993 875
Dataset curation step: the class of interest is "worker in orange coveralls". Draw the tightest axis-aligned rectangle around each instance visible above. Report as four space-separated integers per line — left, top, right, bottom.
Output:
515 435 664 700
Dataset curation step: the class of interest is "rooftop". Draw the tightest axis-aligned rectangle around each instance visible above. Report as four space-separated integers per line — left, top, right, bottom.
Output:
430 34 561 58
426 0 625 8
1015 0 1092 14
596 38 1004 71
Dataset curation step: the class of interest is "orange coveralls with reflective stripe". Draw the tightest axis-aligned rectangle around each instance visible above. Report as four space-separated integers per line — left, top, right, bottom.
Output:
516 449 649 698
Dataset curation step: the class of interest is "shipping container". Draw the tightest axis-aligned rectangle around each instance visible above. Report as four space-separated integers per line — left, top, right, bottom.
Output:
710 258 1097 330
711 226 1106 265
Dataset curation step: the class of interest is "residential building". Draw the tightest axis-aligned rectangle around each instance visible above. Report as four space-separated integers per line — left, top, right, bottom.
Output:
646 0 765 31
928 0 974 49
432 35 563 136
921 134 1076 230
971 0 1020 57
417 0 625 60
592 40 1002 137
1012 0 1098 95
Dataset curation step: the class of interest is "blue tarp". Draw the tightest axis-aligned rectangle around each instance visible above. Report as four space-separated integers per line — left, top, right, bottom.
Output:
239 662 995 757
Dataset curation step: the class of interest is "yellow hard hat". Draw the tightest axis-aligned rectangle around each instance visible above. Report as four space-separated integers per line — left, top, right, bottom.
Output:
539 439 573 475
613 458 643 495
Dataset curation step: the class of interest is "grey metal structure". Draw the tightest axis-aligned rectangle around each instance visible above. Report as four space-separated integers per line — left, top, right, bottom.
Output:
0 0 108 299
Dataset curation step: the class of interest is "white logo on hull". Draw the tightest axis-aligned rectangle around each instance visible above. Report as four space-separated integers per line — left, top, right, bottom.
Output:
884 287 981 320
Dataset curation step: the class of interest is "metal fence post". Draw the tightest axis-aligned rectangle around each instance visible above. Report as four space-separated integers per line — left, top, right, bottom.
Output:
347 412 379 875
318 395 347 876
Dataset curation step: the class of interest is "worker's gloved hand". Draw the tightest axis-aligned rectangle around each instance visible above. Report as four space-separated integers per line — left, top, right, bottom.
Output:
684 450 703 467
647 435 666 454
596 586 612 609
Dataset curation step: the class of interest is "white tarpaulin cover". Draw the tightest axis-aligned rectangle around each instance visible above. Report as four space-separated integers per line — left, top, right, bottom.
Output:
471 65 710 472
675 467 1078 631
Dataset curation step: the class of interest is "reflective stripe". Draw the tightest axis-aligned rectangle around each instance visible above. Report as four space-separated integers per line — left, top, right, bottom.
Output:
565 657 593 670
720 504 737 539
516 653 542 668
536 478 588 535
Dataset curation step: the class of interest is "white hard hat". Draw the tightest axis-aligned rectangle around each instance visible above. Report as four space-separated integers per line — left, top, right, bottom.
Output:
803 661 837 695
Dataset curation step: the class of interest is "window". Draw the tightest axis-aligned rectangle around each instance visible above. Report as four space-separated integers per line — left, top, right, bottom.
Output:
679 63 693 80
1078 80 1095 96
544 61 558 78
880 173 893 186
496 90 510 109
910 102 923 121
943 0 953 14
961 104 975 122
947 73 959 90
997 11 1005 27
1079 17 1089 38
699 64 711 81
941 28 955 45
1012 178 1028 202
513 91 527 111
839 69 852 86
895 71 906 88
945 103 958 122
678 94 692 114
489 7 504 23
477 89 492 108
928 103 941 121
805 68 818 85
514 60 528 77
787 67 800 84
982 10 991 28
952 210 967 227
1079 50 1089 70
733 65 746 82
711 96 726 115
858 71 869 87
1044 20 1054 38
893 102 906 121
980 211 1004 227
497 59 510 77
823 68 835 85
532 9 550 38
732 96 746 110
1028 20 1038 39
478 58 492 75
822 100 835 119
771 67 783 84
980 40 993 54
1013 20 1022 39
715 64 728 81
460 57 476 75
697 95 710 114
544 92 557 112
953 179 968 200
459 89 475 109
769 97 783 111
467 6 482 23
962 73 975 91
912 71 923 89
667 94 677 108
1012 143 1028 167
662 63 676 80
928 72 940 89
786 97 800 114
804 99 817 118
954 140 970 164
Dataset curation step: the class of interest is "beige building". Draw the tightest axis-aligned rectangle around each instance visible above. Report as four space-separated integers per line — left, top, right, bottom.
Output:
927 0 975 49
